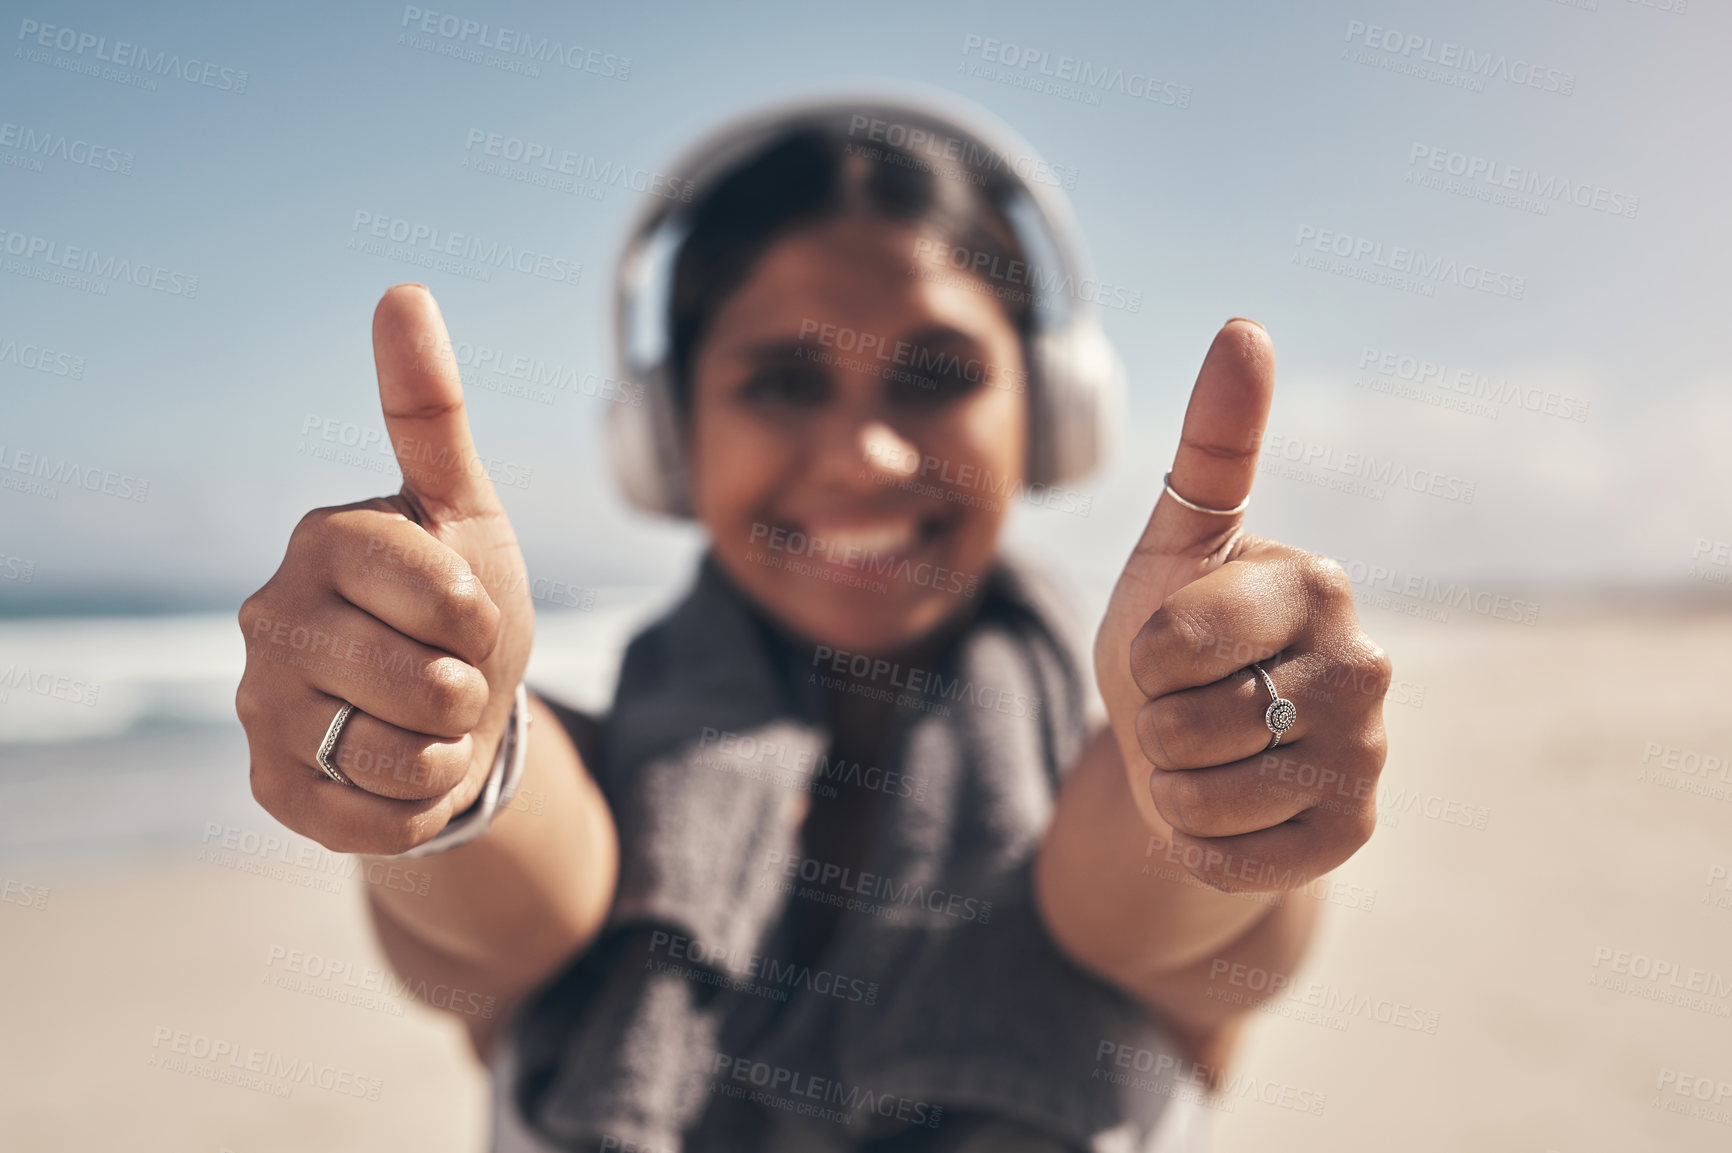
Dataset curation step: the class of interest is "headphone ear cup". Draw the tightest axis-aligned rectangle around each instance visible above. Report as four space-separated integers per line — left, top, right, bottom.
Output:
1027 317 1125 487
607 369 692 517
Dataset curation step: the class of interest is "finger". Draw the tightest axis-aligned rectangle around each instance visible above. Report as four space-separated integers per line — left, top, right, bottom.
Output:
1135 318 1274 561
1165 807 1373 894
290 687 476 801
251 600 489 738
372 283 501 520
249 745 476 858
1129 545 1303 700
1136 657 1314 771
1252 743 1383 824
322 502 502 667
1144 751 1316 839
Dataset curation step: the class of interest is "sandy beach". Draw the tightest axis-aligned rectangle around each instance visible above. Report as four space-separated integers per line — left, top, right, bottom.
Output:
3 603 1730 1151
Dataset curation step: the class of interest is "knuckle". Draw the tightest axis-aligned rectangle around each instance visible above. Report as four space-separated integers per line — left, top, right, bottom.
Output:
247 756 290 818
420 658 487 728
439 571 501 660
399 746 439 792
412 739 467 794
237 592 261 635
1126 625 1160 693
1132 607 1207 692
1151 771 1209 834
288 507 335 554
1302 553 1355 609
419 661 466 715
1362 641 1395 691
1136 699 1182 768
237 591 282 648
1357 726 1390 776
233 678 264 731
1346 802 1379 847
1159 604 1213 658
1326 634 1392 707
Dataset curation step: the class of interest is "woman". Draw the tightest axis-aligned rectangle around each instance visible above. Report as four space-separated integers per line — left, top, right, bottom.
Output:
235 94 1391 1152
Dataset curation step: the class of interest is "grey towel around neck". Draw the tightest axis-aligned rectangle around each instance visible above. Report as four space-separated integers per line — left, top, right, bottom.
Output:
505 555 1192 1153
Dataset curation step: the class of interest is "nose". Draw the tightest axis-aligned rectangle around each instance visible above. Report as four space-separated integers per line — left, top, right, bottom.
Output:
860 423 920 481
807 401 921 493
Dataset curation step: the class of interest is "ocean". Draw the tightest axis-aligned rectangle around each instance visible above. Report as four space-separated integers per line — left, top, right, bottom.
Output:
0 589 677 875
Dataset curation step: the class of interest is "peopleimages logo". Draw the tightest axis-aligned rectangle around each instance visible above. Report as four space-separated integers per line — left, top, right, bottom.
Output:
711 1052 941 1128
1406 144 1638 219
845 115 1078 191
1329 555 1538 627
15 18 250 93
698 726 928 800
0 120 134 175
0 663 100 707
0 335 84 379
1293 225 1525 300
413 331 644 408
348 211 580 287
462 129 692 201
1341 20 1575 96
1093 1042 1327 1116
761 849 992 924
648 930 880 1006
1590 945 1732 1011
299 412 534 491
912 237 1142 312
1261 433 1477 505
746 522 981 598
1356 346 1590 424
1653 1067 1732 1127
959 35 1192 108
0 443 148 503
0 228 199 297
398 6 630 79
809 644 1042 720
796 318 1026 394
148 1026 383 1100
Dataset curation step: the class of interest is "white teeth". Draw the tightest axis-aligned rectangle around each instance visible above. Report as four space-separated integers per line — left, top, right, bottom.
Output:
806 518 919 556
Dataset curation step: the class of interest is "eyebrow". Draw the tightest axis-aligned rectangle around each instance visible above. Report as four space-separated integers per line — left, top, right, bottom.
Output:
728 324 981 363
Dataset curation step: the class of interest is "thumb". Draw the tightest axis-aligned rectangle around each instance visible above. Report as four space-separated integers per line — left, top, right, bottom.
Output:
371 283 500 520
1138 318 1274 562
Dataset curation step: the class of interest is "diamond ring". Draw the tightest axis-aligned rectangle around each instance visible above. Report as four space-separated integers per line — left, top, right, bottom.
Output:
1251 662 1297 749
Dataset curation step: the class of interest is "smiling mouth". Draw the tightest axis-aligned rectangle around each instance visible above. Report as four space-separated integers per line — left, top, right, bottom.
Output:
780 510 951 569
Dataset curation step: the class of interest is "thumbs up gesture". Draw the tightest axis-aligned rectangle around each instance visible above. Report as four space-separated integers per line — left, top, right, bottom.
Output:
1094 320 1392 891
237 285 535 854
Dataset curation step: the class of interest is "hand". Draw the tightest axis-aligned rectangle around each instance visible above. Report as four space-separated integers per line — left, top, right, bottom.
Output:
1094 319 1391 892
236 284 535 855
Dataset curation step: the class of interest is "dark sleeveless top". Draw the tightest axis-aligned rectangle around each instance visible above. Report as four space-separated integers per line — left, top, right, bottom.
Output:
498 555 1192 1152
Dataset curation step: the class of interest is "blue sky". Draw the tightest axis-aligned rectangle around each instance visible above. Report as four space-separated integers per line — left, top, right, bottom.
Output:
3 0 1728 614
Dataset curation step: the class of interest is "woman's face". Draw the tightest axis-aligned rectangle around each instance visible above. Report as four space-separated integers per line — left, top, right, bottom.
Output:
688 215 1029 658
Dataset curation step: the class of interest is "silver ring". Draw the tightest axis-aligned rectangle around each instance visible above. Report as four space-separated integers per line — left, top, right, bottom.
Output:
1251 662 1297 749
316 702 360 788
1163 471 1249 516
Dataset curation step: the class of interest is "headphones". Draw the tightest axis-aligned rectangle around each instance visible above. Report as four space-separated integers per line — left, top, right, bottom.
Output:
608 88 1125 518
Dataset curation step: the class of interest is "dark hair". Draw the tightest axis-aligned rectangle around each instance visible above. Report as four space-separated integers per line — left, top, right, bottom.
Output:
667 124 1035 414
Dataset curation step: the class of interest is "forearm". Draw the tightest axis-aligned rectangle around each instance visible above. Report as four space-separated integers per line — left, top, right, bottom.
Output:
1034 727 1318 1052
364 693 617 1006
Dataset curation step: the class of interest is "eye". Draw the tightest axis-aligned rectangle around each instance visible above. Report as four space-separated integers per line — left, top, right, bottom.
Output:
739 363 830 410
889 347 987 406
